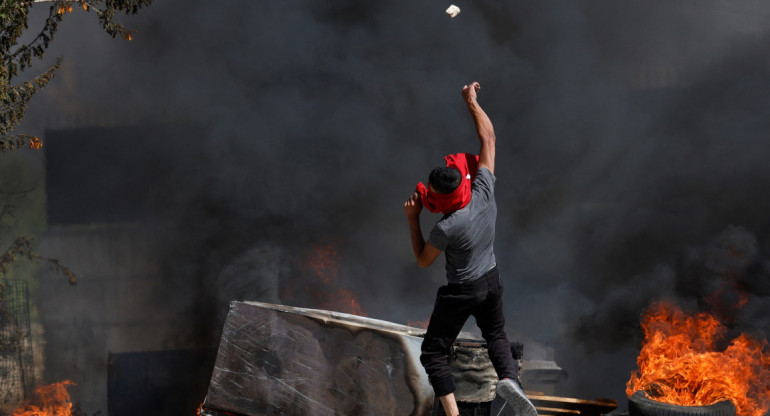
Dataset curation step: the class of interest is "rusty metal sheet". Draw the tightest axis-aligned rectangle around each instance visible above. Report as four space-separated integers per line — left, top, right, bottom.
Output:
201 301 435 416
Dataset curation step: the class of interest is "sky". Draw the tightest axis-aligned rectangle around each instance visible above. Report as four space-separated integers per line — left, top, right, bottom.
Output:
14 0 770 409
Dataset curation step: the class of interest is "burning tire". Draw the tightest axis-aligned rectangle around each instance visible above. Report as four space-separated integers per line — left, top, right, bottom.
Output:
628 391 736 416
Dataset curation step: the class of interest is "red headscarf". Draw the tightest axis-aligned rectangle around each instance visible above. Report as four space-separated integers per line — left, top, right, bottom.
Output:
416 153 479 214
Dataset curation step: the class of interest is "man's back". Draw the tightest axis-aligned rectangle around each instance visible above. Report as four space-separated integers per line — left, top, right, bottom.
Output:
429 167 497 284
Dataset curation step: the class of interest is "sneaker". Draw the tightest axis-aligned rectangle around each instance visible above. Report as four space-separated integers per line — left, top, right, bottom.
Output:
495 378 538 416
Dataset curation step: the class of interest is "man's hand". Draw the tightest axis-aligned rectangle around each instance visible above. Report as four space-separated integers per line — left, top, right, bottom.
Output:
404 191 442 267
404 191 423 219
462 82 481 104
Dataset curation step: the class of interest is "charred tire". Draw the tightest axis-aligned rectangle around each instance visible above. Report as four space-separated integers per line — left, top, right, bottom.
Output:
629 391 736 416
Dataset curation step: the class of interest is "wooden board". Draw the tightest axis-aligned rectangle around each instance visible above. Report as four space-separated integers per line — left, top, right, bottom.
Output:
528 393 618 416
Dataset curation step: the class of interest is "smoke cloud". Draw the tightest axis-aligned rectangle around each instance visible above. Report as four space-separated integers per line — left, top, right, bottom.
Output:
18 0 770 408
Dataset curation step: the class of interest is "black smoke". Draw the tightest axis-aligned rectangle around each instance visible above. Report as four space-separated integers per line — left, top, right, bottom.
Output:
19 0 770 408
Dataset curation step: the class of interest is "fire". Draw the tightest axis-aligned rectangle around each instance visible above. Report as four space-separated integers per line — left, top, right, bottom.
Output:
11 380 75 416
407 319 429 329
282 242 367 316
28 137 43 149
307 243 339 285
333 287 365 316
626 301 770 416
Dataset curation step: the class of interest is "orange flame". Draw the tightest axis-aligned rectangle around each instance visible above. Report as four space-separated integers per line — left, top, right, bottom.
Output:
407 319 429 329
626 301 770 416
11 380 75 416
333 287 365 317
307 243 338 285
282 243 367 316
28 136 43 149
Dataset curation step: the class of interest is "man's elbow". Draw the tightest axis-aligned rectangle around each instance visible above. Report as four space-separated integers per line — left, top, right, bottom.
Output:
417 257 435 268
416 243 440 268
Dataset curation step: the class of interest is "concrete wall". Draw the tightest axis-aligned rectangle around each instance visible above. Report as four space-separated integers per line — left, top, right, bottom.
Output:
38 224 209 415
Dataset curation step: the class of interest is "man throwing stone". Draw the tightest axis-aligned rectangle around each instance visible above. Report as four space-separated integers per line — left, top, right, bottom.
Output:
404 81 538 416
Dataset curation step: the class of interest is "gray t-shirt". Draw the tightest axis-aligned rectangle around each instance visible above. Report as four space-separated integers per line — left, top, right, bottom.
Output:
428 167 497 284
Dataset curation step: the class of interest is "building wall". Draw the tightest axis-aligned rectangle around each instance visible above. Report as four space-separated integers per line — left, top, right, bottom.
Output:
38 224 209 415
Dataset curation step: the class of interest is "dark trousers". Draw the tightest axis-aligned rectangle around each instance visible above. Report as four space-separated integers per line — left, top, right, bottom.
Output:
420 266 517 397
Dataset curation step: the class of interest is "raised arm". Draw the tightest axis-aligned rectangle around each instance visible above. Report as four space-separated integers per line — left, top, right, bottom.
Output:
404 191 442 268
462 82 495 174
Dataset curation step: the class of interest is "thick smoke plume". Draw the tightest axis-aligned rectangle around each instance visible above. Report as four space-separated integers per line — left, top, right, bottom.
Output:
18 0 770 408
